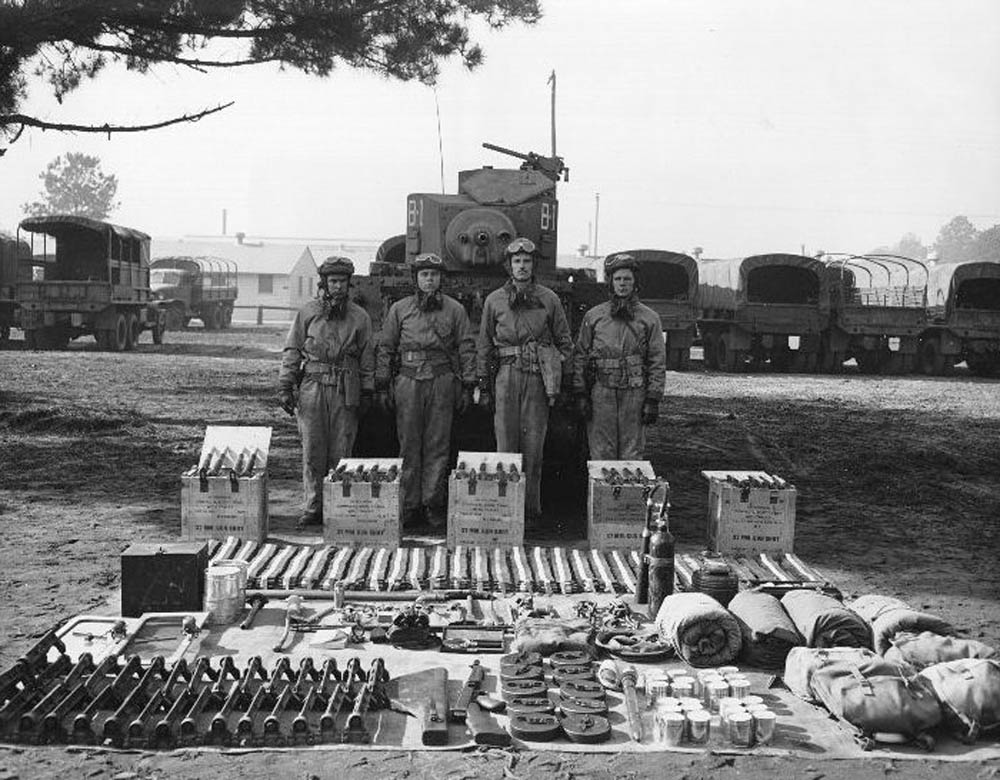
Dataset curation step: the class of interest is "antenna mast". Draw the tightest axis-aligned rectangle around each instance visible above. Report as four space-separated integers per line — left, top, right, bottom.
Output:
548 70 557 156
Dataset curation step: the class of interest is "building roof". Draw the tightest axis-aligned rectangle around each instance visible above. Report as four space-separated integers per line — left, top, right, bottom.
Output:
152 236 382 276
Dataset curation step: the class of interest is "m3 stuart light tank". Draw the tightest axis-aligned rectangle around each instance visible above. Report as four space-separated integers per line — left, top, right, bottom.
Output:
350 143 606 518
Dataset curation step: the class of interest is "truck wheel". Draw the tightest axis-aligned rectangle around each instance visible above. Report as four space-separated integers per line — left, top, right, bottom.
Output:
967 353 997 377
0 325 9 342
919 339 948 376
111 312 129 352
770 346 792 372
24 329 40 350
856 348 882 375
125 313 139 350
716 335 743 372
165 306 183 331
222 307 233 329
152 315 165 345
701 332 718 370
202 305 217 330
674 348 690 371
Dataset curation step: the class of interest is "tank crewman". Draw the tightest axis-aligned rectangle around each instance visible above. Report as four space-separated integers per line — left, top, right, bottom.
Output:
477 237 574 527
278 256 375 529
375 253 476 528
572 253 666 460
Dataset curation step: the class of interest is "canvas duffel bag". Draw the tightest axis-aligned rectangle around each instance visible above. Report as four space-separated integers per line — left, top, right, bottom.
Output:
918 658 1000 743
885 631 997 671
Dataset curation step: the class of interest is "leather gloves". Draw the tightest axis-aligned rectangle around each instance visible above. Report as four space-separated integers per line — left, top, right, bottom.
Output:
455 386 475 415
376 391 395 414
575 394 592 421
278 388 296 416
641 398 660 425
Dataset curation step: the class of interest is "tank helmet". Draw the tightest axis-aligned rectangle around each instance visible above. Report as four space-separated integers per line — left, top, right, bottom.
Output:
604 253 639 277
504 237 539 258
318 256 355 278
410 253 445 272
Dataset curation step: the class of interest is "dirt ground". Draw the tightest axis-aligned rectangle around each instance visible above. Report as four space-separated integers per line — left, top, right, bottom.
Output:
1 325 998 779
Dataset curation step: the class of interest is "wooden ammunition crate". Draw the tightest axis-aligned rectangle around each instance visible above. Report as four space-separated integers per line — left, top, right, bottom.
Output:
447 451 525 548
323 458 403 546
587 460 659 550
180 426 271 542
702 470 796 555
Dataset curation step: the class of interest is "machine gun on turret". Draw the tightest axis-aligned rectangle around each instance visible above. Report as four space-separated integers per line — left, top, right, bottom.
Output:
482 143 569 183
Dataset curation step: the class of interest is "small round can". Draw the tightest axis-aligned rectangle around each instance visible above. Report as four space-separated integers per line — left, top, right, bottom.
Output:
678 696 703 712
717 665 741 676
753 708 777 746
728 677 751 700
656 708 686 746
670 676 695 699
707 680 730 713
745 703 771 717
728 710 754 747
686 709 712 744
743 694 764 707
646 678 672 708
717 697 743 719
663 666 688 681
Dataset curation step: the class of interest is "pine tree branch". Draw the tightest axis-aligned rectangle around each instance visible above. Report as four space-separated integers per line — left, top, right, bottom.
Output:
0 103 235 151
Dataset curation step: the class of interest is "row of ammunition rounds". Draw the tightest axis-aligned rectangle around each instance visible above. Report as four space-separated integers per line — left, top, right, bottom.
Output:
207 536 827 596
598 467 652 486
326 464 400 484
722 473 791 490
185 446 262 478
0 654 389 748
453 462 521 483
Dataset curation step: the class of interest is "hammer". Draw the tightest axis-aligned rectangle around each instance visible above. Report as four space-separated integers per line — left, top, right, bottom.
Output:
240 593 268 630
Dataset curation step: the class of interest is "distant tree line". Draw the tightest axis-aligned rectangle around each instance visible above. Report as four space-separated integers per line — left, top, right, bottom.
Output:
872 216 1000 263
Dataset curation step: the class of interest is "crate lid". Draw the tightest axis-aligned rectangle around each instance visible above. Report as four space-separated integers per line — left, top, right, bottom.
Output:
587 460 655 479
198 426 272 470
455 451 523 469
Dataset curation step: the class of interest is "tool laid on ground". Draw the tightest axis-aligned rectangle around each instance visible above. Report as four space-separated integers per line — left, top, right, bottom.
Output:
449 660 510 747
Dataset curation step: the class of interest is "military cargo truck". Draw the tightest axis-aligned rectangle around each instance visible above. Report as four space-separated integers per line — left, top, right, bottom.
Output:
921 259 1000 376
150 256 238 330
698 253 829 371
0 235 33 342
16 215 165 350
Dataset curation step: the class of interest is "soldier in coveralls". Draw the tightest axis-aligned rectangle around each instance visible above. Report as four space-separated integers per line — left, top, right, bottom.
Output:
477 237 574 527
375 253 476 528
573 253 666 459
278 257 375 529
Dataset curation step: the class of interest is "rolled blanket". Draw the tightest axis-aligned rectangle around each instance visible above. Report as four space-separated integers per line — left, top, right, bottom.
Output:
655 592 742 667
885 631 998 671
781 589 873 649
729 590 803 669
849 594 953 655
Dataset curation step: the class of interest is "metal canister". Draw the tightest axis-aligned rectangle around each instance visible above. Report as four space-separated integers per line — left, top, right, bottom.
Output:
678 697 703 713
728 676 751 700
645 678 672 708
753 709 777 746
332 581 345 609
707 679 730 713
728 710 754 747
670 676 695 699
717 665 740 676
656 707 686 746
686 709 711 744
743 695 764 708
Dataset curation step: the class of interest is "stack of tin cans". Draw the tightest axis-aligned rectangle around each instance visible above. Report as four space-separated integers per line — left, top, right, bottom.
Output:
646 666 778 748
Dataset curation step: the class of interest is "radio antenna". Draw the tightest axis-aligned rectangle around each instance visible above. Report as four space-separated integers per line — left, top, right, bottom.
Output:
433 86 445 193
548 70 557 157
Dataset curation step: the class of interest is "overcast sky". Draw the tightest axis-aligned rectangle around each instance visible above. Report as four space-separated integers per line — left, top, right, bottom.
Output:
2 0 998 261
